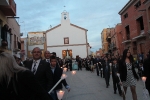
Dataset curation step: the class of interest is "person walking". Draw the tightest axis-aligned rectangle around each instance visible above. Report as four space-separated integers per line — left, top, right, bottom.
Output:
118 49 139 100
0 52 53 100
50 55 70 100
112 58 122 96
94 55 101 76
103 57 111 88
24 47 53 92
76 57 82 71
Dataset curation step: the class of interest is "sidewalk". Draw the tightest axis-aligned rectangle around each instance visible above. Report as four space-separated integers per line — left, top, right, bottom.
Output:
62 68 147 100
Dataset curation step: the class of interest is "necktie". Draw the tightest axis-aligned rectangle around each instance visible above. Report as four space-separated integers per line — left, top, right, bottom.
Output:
47 59 50 63
32 61 37 74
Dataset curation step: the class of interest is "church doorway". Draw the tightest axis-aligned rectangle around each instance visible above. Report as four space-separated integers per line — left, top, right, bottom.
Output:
62 50 72 59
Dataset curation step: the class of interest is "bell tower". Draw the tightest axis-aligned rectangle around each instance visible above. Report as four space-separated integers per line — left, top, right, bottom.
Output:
61 10 70 25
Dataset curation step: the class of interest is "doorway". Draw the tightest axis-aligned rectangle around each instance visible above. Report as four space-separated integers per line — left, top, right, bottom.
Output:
62 50 72 59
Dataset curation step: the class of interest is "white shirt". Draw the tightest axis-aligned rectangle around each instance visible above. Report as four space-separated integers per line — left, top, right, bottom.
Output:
46 59 50 63
31 59 41 73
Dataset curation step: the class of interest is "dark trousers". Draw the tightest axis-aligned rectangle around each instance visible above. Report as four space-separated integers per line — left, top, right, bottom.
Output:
96 66 99 76
100 70 103 77
146 80 150 95
112 77 122 94
105 71 110 86
78 65 82 70
86 65 91 71
70 65 72 71
103 70 105 78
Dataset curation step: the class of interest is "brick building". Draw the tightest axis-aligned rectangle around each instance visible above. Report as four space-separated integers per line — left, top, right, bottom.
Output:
114 23 124 56
119 0 150 59
101 28 110 54
0 0 22 58
96 48 103 56
105 23 124 57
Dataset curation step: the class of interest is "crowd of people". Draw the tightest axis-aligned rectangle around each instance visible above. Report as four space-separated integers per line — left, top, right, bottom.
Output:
73 49 150 100
0 40 150 100
0 46 71 100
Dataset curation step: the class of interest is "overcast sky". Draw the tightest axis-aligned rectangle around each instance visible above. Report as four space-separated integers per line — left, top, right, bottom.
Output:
15 0 129 52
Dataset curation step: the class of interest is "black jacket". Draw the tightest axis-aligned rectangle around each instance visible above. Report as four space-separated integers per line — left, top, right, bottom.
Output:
24 60 53 92
0 70 52 100
112 64 120 82
52 66 68 90
143 57 150 93
118 60 139 82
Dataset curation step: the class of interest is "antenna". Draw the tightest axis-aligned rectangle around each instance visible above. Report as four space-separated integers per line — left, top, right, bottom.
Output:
64 6 66 12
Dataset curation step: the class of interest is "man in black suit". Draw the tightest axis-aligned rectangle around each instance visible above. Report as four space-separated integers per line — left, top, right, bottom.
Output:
24 47 53 92
65 58 69 71
69 58 72 71
94 55 101 76
76 57 82 71
103 57 111 88
50 55 70 100
44 51 51 63
112 58 122 96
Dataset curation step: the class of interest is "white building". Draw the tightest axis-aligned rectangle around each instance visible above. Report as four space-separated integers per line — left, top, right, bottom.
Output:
46 11 90 59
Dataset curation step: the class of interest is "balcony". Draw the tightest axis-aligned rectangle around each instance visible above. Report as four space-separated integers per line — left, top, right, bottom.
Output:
132 30 146 40
108 43 116 50
132 34 146 40
122 33 132 43
0 0 16 16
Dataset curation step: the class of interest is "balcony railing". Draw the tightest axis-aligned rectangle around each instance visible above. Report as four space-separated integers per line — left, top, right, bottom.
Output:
109 43 117 50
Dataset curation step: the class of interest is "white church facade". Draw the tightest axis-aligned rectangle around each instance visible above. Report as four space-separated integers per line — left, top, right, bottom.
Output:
46 11 91 59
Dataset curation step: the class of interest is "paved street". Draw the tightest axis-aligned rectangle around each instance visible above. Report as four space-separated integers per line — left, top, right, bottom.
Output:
62 68 148 100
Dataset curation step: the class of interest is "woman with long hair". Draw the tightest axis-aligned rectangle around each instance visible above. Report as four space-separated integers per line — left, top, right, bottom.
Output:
0 52 52 100
118 49 139 100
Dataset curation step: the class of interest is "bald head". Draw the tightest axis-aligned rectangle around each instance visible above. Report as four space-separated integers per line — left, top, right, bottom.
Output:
44 50 51 59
